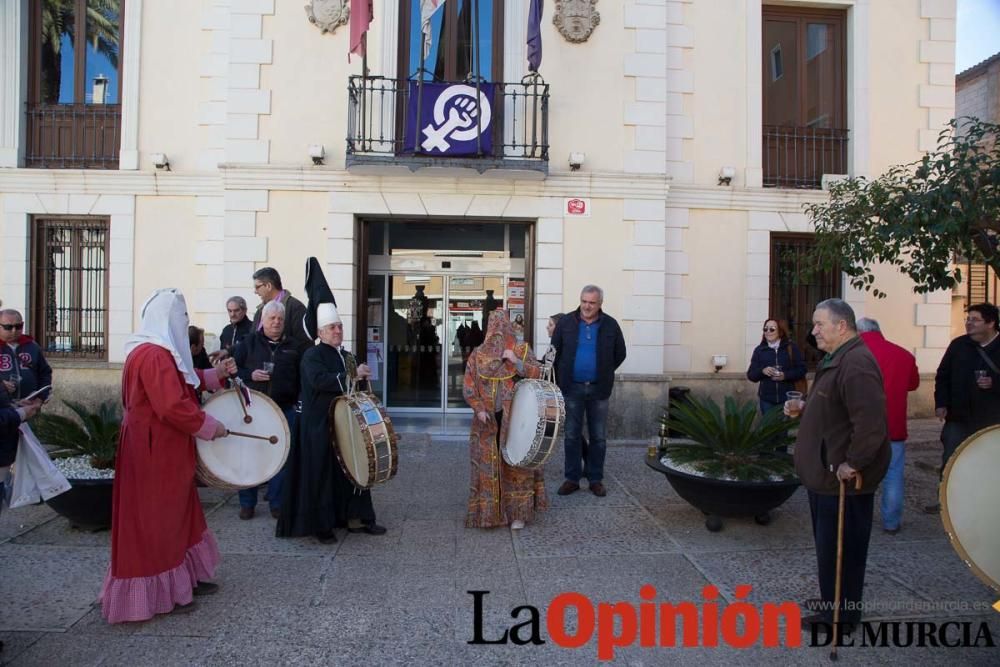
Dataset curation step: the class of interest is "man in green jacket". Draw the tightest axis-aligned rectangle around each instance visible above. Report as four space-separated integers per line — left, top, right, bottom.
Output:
787 298 890 634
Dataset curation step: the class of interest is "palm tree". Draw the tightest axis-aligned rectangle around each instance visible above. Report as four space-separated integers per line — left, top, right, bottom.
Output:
40 0 121 104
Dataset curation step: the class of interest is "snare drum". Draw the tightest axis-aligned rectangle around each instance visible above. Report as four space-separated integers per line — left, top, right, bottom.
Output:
195 388 290 491
330 391 398 489
941 424 1000 592
503 379 565 469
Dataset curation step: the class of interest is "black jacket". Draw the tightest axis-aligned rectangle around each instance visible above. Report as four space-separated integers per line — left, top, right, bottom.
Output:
746 339 807 404
934 333 1000 429
0 391 23 467
253 293 310 346
550 309 627 400
232 331 308 409
219 317 254 353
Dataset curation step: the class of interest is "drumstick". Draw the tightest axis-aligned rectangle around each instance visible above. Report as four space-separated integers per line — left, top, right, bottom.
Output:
234 383 253 424
226 429 278 444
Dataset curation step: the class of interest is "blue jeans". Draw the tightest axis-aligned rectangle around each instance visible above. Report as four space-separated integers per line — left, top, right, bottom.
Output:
563 382 610 483
880 441 905 530
238 406 295 510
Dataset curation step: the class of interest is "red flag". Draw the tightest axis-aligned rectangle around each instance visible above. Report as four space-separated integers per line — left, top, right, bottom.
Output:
349 0 374 62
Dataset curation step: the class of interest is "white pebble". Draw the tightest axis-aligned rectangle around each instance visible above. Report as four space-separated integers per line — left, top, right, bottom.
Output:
52 456 115 480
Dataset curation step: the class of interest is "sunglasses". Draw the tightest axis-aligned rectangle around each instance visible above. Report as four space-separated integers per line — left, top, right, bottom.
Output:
1 323 24 331
762 327 778 333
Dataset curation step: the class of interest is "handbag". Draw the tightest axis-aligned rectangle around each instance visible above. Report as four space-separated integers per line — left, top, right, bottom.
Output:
6 424 71 509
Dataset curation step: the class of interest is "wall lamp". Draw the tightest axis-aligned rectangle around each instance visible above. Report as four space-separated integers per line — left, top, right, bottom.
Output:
150 153 170 171
718 166 735 186
309 144 326 165
568 152 585 171
712 354 728 373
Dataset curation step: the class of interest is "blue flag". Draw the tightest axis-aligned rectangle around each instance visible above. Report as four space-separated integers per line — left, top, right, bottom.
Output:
404 81 496 156
527 0 543 72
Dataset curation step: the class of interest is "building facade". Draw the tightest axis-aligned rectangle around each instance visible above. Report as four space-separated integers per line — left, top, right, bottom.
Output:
0 0 958 434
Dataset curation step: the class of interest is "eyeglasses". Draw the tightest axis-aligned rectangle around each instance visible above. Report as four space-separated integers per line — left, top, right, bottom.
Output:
762 327 777 333
966 318 985 324
0 323 24 331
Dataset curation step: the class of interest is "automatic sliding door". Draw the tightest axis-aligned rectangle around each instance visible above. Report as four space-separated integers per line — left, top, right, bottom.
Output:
386 275 444 408
446 275 507 408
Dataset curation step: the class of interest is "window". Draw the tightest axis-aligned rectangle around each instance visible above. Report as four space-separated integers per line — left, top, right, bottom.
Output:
26 0 123 168
397 0 504 82
762 6 846 188
31 217 110 360
966 262 998 305
769 234 840 369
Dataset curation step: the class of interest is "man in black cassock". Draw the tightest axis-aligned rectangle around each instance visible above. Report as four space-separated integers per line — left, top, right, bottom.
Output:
276 261 386 544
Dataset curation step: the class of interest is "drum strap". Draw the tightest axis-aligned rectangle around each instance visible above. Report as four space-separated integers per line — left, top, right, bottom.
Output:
975 345 1000 375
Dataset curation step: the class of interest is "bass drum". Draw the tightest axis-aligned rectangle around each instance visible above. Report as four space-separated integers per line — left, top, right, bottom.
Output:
941 424 1000 592
503 379 565 469
195 388 290 491
330 391 398 489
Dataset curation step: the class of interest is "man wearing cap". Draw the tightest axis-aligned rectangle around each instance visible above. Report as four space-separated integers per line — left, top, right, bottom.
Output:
276 303 386 543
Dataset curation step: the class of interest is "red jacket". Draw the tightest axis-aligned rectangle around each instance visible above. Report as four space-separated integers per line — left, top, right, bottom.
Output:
860 331 920 441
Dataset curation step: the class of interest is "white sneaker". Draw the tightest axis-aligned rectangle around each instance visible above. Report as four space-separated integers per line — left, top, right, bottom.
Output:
510 520 525 530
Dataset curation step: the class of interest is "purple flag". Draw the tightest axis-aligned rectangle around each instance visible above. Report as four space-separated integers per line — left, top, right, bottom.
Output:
404 81 496 156
527 0 543 72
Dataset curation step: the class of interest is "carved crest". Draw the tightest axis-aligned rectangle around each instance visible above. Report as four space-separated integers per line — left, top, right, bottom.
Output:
305 0 350 35
554 0 600 43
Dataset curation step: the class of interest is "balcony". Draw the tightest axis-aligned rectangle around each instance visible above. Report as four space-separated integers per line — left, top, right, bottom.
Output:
25 103 122 169
763 125 848 189
347 75 549 175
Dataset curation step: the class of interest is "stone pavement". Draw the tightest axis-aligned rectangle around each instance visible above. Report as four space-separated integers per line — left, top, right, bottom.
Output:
1 419 998 666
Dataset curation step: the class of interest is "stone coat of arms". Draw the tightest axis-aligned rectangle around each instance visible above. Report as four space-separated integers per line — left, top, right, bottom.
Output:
554 0 600 43
305 0 350 35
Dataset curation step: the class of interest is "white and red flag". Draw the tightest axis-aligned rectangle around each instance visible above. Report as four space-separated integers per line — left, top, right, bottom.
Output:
420 0 447 60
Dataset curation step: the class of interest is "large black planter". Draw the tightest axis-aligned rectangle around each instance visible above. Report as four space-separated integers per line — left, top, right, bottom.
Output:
45 477 114 531
645 454 800 532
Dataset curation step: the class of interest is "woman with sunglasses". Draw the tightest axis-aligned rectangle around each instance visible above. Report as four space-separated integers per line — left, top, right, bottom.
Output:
746 318 807 426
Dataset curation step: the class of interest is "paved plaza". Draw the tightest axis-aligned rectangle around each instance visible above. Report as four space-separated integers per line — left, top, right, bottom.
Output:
1 419 998 666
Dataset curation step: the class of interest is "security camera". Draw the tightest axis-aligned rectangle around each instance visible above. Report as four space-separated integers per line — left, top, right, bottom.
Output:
568 152 585 171
151 153 170 171
308 144 325 165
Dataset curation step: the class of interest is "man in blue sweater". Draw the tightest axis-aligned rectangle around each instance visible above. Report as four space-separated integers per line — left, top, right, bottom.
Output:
550 286 627 497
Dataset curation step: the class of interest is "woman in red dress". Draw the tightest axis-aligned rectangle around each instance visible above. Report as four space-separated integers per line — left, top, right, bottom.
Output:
100 289 232 623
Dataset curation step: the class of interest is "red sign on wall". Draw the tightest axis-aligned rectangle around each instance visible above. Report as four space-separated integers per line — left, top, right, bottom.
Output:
564 198 590 217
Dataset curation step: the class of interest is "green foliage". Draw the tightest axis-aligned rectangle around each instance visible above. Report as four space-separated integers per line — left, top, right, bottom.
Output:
805 118 1000 297
32 400 121 470
659 395 795 482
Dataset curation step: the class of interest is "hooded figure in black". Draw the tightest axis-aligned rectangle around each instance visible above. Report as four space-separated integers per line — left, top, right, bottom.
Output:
276 262 385 543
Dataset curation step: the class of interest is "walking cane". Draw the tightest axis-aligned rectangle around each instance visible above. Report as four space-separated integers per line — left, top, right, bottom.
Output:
830 471 863 661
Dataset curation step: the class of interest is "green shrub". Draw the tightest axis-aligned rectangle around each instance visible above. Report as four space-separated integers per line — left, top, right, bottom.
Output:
32 400 121 470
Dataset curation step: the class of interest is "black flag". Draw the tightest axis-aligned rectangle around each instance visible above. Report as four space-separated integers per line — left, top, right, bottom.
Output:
303 257 337 340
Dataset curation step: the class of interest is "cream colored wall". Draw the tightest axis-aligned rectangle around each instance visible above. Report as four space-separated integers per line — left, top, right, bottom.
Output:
260 7 358 166
135 0 206 172
132 196 201 330
689 1 747 185
867 0 928 173
253 190 329 298
856 263 929 354
684 209 749 371
560 198 628 314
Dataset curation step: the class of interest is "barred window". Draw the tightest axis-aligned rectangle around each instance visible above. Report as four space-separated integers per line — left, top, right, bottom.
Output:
31 217 110 360
769 233 841 369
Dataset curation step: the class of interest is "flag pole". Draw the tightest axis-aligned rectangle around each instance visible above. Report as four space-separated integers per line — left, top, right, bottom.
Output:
473 0 482 156
415 30 426 153
361 32 368 151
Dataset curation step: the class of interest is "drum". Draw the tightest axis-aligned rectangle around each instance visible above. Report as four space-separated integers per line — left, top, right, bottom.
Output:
940 424 1000 592
195 388 291 491
330 391 398 489
503 379 565 469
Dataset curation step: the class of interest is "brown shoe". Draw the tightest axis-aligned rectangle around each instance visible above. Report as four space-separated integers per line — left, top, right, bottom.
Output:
590 482 607 497
239 506 255 520
168 600 198 615
557 480 580 496
922 503 940 515
193 581 219 596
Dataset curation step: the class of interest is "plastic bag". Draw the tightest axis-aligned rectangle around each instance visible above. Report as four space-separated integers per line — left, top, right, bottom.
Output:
7 424 71 508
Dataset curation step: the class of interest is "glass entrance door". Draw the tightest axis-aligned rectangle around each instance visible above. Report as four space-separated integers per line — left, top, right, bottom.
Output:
386 275 444 409
446 275 506 407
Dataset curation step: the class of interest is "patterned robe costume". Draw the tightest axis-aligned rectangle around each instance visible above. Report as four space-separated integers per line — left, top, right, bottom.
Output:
463 310 548 528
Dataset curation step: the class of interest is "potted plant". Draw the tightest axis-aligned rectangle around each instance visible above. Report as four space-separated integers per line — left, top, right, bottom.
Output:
645 394 800 532
31 400 120 531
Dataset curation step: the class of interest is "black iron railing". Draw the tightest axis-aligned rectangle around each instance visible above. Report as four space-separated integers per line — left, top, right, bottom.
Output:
25 103 121 169
763 125 848 189
347 75 549 171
